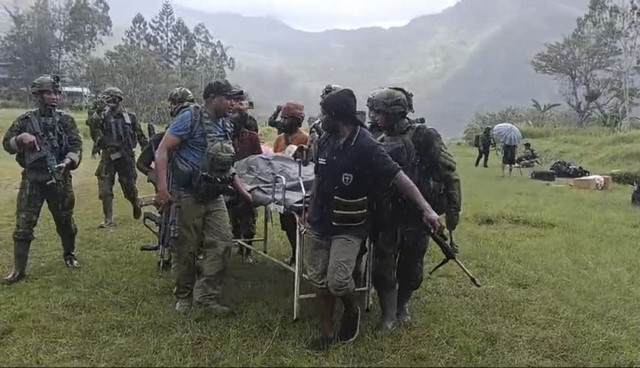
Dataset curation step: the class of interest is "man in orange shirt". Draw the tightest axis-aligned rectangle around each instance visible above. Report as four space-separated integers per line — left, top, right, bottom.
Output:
273 101 309 265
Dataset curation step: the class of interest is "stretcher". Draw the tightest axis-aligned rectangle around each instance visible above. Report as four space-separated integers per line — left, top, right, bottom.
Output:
232 153 374 321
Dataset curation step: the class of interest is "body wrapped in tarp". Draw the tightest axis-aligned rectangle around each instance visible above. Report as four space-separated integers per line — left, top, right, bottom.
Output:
233 154 314 212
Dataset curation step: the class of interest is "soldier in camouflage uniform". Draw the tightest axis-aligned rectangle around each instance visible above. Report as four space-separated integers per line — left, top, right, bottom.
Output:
136 88 195 187
86 96 106 158
87 87 148 228
368 87 461 332
2 75 83 285
365 88 384 139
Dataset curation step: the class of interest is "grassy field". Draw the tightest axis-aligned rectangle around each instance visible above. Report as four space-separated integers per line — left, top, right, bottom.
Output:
1 108 639 366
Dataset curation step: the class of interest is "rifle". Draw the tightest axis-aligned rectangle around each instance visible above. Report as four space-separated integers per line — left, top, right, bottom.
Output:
429 231 482 288
25 114 63 186
140 199 177 276
139 123 173 275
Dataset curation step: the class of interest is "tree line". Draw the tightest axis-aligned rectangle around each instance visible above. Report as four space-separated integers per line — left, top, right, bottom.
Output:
0 0 235 124
532 0 640 129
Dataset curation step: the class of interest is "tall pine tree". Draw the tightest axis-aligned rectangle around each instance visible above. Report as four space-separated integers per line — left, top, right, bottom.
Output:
148 0 177 67
171 18 197 79
124 13 151 49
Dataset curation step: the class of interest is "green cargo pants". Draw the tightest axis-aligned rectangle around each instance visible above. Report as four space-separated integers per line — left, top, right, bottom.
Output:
171 190 234 306
95 153 138 203
13 172 77 258
372 227 428 292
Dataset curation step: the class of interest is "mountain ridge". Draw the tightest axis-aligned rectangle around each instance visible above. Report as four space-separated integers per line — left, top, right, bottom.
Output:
1 0 589 136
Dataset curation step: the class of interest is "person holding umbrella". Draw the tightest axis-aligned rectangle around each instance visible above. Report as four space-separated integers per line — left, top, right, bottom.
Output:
492 123 522 177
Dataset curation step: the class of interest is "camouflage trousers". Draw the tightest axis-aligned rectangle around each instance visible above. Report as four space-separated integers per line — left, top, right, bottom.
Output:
372 227 429 292
170 190 234 305
226 198 257 241
95 153 138 203
13 172 77 258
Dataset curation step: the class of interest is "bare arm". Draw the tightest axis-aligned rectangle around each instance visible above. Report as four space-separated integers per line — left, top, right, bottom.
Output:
232 176 253 203
300 179 317 227
133 115 149 149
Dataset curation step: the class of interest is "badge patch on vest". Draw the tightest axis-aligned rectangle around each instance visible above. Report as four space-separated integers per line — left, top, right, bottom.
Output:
342 173 353 186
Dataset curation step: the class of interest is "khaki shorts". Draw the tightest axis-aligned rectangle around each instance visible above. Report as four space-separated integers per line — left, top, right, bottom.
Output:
304 230 363 296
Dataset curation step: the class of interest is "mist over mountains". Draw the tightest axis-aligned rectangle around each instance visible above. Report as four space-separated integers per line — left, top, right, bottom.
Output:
3 0 589 136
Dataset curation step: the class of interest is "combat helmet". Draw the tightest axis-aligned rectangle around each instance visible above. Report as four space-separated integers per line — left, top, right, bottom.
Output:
168 87 194 104
30 75 61 95
388 87 415 113
102 87 125 101
366 88 384 109
367 87 410 116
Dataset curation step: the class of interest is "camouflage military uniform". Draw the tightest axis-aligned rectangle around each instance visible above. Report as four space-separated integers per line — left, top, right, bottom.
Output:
2 75 83 285
86 98 105 157
369 88 462 331
87 88 148 226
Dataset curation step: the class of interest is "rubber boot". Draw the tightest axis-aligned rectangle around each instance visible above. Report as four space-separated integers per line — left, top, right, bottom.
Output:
130 197 142 220
396 288 414 324
375 288 397 334
99 198 115 228
2 241 30 285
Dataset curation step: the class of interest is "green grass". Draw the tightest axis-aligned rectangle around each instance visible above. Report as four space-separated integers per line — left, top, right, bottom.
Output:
518 125 640 173
1 110 640 366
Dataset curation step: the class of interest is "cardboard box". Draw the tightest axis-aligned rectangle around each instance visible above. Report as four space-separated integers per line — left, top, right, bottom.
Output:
572 175 612 190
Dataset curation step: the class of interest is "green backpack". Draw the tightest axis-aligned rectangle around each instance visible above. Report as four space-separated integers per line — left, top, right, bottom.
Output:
406 122 460 216
190 106 237 201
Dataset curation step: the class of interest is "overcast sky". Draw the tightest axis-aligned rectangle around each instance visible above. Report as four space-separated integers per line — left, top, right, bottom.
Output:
175 0 461 31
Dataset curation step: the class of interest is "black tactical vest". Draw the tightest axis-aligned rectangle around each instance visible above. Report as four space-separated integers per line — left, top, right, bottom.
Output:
23 111 69 181
101 110 134 151
377 122 422 224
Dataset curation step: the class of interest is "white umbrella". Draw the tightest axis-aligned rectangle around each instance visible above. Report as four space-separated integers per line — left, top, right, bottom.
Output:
492 123 522 146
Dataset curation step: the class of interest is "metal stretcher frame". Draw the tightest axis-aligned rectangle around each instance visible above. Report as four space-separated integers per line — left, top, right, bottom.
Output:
234 162 374 321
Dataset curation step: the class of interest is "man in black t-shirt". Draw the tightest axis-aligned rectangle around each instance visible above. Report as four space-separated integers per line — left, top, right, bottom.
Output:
302 88 441 351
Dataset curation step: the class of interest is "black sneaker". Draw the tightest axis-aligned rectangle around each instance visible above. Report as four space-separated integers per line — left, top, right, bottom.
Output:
338 306 361 343
308 334 335 352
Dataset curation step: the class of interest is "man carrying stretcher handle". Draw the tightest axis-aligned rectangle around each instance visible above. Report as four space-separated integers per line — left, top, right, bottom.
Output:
272 101 309 265
300 88 441 352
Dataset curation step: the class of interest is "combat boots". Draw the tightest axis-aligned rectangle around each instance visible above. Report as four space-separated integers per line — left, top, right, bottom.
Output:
396 288 414 324
2 241 30 285
99 198 115 228
375 288 398 334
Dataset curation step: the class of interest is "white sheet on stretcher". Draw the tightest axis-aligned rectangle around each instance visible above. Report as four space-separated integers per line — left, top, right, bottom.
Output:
233 154 315 212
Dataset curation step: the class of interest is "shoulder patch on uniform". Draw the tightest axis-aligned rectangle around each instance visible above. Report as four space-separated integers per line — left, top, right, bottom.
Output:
16 110 36 121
